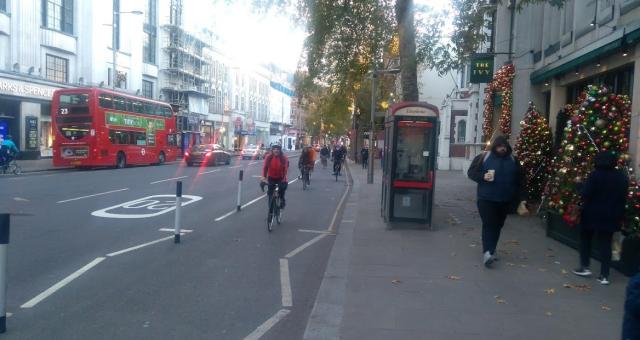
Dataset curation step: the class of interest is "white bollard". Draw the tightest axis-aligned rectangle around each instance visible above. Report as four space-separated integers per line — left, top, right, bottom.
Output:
174 181 182 244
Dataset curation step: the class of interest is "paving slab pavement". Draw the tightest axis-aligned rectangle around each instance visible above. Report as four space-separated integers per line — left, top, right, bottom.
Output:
305 160 628 340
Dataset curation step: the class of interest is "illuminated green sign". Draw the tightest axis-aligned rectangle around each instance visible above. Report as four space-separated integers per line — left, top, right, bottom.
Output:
470 54 494 83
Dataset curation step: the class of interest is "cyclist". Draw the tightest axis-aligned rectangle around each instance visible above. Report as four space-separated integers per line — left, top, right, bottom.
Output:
332 144 346 176
0 134 19 166
261 144 289 209
320 145 330 168
299 146 315 172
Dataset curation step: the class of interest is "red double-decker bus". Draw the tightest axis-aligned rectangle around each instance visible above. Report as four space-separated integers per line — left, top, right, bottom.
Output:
52 87 179 168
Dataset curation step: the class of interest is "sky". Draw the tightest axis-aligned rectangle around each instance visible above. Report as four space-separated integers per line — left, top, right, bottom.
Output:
184 0 454 73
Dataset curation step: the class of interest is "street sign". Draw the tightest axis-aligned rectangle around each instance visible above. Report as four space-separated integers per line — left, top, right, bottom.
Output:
91 195 202 219
470 54 494 83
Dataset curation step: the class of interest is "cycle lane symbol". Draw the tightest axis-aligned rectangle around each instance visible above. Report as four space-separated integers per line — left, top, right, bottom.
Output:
91 195 203 219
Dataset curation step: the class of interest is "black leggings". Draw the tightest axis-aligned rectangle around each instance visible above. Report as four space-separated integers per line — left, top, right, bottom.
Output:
579 228 614 277
477 200 510 255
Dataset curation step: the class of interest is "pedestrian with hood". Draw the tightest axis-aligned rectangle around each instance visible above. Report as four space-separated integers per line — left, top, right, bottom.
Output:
467 135 526 268
572 151 628 285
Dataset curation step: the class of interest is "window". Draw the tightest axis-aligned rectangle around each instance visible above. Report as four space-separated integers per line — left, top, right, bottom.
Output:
113 0 120 50
457 120 466 143
144 0 156 26
99 94 114 109
143 32 156 64
45 54 68 83
109 130 146 145
0 0 6 12
142 80 154 99
143 0 157 64
113 96 127 111
132 100 143 113
42 0 73 34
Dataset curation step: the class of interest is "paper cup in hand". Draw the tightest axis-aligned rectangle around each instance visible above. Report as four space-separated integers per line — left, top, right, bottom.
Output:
486 170 495 182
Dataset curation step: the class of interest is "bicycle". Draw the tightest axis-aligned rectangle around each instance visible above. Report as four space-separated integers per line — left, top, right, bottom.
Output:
333 159 342 182
301 165 311 190
262 182 282 232
320 155 328 169
1 159 22 175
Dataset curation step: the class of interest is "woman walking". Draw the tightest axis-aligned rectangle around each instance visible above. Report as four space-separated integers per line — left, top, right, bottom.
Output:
572 151 628 285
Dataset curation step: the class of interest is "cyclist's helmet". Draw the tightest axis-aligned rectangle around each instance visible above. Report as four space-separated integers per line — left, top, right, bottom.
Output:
271 144 282 151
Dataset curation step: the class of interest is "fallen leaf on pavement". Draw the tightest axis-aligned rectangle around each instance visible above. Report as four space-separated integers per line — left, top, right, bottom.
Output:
504 240 520 246
544 288 556 295
574 284 591 291
545 311 553 316
538 268 548 272
563 283 573 288
601 305 611 311
391 279 402 285
446 275 462 281
546 254 556 258
469 243 477 248
554 261 561 265
506 262 515 266
496 299 507 304
561 269 569 275
519 264 529 268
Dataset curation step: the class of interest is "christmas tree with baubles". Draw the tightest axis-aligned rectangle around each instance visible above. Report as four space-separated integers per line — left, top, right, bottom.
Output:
545 85 632 229
514 102 553 203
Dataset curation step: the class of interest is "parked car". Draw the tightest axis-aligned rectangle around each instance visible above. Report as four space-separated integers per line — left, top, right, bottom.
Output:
241 144 265 160
185 144 231 166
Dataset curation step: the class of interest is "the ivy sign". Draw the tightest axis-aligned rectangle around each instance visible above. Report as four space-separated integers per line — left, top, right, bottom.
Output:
470 54 494 84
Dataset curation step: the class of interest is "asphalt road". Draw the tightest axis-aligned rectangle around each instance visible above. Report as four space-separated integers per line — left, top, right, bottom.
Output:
0 153 349 339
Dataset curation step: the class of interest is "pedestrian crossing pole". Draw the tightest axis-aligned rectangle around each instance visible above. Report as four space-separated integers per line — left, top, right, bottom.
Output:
0 214 9 333
174 181 182 244
237 170 244 211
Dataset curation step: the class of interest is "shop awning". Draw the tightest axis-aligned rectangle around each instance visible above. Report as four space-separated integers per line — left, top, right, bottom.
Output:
530 23 640 84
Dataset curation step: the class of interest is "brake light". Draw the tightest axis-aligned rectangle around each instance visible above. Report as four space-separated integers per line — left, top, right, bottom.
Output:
184 152 190 157
205 152 212 157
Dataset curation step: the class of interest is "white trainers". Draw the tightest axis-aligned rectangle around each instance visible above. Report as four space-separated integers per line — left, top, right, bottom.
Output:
597 276 610 285
572 268 593 277
483 251 494 268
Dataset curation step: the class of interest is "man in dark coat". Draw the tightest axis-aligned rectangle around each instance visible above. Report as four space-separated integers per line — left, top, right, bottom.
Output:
623 271 640 340
572 151 628 285
467 135 525 268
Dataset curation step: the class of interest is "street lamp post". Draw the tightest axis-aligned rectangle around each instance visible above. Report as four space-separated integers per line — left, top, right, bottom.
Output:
367 67 400 184
112 9 143 90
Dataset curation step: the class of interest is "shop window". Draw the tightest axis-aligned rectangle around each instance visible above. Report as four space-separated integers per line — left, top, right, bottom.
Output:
567 65 634 103
45 54 68 83
42 0 73 34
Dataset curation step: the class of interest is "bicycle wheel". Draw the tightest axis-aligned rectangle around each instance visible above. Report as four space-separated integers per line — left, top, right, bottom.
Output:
302 171 307 190
275 198 282 224
267 196 276 232
11 163 22 175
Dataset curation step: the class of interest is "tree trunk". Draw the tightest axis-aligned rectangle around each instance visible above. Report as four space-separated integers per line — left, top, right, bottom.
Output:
395 0 419 102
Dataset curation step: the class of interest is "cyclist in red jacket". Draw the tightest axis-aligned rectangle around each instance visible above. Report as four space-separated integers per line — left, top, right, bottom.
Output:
261 144 289 209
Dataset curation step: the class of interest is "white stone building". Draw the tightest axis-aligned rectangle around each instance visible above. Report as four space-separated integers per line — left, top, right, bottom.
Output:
0 0 158 159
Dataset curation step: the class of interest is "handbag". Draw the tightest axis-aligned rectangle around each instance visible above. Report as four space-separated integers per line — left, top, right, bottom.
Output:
563 203 582 227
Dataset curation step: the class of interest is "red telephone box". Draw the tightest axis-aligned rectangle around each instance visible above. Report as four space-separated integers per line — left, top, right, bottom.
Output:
381 102 439 228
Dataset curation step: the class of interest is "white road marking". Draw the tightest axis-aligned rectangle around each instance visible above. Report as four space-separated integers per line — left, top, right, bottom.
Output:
285 234 328 259
341 220 354 223
21 257 106 308
158 228 193 233
288 178 299 184
214 210 236 222
230 165 242 169
150 176 188 184
328 182 351 233
106 236 174 257
201 169 220 174
298 229 335 235
252 175 262 178
243 309 290 340
13 197 29 202
91 194 202 219
241 194 267 209
56 188 129 203
279 259 293 307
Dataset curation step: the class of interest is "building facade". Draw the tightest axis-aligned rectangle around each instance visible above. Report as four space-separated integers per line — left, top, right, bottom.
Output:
489 0 640 170
0 0 159 159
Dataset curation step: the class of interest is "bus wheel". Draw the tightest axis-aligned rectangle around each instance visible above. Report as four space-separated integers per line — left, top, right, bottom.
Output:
158 152 166 165
116 152 126 169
